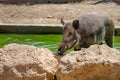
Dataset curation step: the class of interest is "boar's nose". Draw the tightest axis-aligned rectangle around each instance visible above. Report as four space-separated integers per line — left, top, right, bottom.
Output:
57 51 63 56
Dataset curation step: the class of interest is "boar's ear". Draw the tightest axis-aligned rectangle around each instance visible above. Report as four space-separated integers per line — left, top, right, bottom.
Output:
72 20 79 30
61 18 65 25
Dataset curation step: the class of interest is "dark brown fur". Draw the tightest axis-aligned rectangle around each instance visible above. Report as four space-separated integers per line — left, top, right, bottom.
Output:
57 13 114 55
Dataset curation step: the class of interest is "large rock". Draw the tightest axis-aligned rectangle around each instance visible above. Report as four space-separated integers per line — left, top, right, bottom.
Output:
0 43 58 80
56 45 120 80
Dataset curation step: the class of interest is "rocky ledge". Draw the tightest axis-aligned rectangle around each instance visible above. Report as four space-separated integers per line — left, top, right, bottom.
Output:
56 45 120 80
0 43 58 80
0 43 120 80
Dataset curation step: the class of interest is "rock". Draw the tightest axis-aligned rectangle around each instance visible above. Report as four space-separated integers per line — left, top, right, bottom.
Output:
118 18 120 21
0 43 58 80
56 45 120 80
47 15 54 19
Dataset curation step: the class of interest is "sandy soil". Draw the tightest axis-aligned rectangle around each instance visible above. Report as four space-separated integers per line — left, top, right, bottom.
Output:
0 1 120 27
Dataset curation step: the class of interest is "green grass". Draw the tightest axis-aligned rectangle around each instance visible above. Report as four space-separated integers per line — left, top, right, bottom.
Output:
0 34 62 53
0 34 120 54
114 36 120 50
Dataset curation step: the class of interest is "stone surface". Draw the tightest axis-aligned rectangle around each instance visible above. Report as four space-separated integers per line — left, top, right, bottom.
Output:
56 45 120 80
0 43 58 80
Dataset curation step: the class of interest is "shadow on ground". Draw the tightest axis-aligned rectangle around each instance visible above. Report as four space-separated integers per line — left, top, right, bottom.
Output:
0 0 83 5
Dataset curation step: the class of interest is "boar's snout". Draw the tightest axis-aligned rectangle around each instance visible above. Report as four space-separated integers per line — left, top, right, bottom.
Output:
57 43 68 56
57 47 64 56
57 51 63 56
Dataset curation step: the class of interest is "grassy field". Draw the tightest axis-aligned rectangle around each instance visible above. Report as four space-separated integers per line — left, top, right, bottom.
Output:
0 34 119 54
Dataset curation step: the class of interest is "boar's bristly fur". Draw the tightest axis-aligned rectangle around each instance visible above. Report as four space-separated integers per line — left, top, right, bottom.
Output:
57 13 114 55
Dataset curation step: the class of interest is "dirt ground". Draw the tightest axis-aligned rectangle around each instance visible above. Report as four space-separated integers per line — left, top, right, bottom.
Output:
0 1 120 27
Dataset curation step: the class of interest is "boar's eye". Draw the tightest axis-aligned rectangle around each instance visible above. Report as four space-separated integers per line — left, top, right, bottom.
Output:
64 45 68 49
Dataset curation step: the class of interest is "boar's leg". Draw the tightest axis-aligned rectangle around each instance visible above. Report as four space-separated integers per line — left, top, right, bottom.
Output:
105 20 114 48
105 35 113 48
74 45 81 51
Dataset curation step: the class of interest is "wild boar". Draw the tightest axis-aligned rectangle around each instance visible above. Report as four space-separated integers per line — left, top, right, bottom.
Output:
57 13 114 55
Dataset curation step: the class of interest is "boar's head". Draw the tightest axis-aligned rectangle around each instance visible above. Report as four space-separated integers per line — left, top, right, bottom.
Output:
57 19 81 55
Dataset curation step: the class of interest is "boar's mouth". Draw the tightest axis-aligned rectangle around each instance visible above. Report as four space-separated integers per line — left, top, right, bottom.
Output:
57 39 78 55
